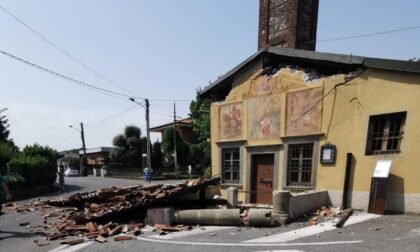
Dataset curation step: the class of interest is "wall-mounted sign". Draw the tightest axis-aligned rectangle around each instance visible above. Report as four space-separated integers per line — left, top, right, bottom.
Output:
373 160 392 178
320 144 336 164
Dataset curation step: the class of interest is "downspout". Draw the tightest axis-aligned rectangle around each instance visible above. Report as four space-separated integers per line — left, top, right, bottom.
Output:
342 153 352 209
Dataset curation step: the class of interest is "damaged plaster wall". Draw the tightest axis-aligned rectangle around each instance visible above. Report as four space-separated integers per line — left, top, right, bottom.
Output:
210 65 352 204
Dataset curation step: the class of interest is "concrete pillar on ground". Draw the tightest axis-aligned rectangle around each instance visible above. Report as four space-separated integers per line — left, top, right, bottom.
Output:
272 190 291 225
226 187 238 208
248 208 276 227
147 208 174 226
174 209 241 226
93 168 97 177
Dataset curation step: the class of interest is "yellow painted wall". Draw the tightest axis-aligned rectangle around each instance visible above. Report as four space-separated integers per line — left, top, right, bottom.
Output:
318 69 420 194
210 66 420 203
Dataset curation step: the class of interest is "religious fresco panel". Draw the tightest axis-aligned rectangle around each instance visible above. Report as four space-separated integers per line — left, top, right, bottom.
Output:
286 87 323 136
248 94 281 140
250 76 273 96
219 103 242 140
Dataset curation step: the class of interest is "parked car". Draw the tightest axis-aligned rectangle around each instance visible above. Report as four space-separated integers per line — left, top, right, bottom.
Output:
64 167 79 177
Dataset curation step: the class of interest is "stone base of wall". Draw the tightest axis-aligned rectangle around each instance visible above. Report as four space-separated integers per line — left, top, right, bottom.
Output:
328 190 420 214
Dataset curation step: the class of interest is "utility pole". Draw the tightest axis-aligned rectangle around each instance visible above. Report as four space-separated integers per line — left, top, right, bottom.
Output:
69 123 87 176
173 102 178 179
129 98 151 173
145 99 151 170
80 122 87 176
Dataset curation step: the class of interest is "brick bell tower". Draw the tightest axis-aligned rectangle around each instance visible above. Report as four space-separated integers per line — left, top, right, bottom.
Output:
258 0 319 51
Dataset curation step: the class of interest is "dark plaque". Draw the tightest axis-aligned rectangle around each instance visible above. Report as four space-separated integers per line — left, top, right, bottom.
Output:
368 177 387 214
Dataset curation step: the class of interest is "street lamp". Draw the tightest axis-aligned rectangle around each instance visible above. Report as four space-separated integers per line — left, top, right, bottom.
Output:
69 123 87 176
129 98 151 172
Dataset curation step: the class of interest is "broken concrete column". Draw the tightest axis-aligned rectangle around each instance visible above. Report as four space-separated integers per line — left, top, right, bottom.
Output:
248 208 276 227
226 187 238 208
272 190 291 225
272 190 291 214
174 209 241 226
147 208 174 226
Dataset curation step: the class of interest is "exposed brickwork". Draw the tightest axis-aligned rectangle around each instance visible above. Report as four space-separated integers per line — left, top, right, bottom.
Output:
258 0 319 51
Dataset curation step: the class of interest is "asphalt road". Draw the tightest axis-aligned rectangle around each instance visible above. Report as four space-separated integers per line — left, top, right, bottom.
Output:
1 177 420 252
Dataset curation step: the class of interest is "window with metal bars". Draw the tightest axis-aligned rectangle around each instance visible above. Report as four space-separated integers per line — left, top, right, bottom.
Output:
221 148 240 183
287 143 314 187
366 112 406 155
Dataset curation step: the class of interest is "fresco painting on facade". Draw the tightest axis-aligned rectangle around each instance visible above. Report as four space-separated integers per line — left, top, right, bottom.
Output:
286 86 323 136
248 94 281 140
219 102 242 140
250 75 274 96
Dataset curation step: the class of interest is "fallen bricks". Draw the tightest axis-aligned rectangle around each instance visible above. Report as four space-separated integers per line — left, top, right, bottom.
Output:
47 177 222 224
20 177 221 243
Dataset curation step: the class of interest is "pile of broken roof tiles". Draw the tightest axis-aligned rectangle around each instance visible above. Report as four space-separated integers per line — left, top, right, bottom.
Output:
10 177 221 246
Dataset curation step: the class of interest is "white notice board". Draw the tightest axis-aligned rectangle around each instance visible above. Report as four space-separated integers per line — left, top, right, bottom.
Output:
373 160 392 178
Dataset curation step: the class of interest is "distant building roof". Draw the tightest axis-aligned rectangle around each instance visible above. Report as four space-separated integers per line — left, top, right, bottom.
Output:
198 47 420 98
150 118 192 132
79 147 113 155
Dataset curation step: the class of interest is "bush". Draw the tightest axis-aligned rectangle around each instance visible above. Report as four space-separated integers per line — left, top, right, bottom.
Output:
22 144 58 184
8 154 52 187
4 171 25 190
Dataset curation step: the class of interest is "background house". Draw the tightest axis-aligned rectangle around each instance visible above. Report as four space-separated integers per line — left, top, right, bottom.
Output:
79 147 113 174
150 118 196 143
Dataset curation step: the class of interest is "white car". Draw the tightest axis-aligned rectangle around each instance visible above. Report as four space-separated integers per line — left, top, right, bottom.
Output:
64 167 79 177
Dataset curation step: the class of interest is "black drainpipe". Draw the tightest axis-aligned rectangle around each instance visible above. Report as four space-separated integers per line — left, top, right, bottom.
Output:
342 153 353 209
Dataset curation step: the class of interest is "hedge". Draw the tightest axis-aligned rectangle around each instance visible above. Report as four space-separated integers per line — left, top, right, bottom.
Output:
7 154 56 188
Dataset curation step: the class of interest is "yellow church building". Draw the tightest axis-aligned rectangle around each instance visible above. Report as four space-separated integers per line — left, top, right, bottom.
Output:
198 46 420 213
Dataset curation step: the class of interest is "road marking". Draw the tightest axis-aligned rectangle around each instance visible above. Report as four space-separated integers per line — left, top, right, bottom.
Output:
48 241 94 252
256 250 305 252
147 226 234 240
137 236 362 247
245 213 380 243
48 245 70 252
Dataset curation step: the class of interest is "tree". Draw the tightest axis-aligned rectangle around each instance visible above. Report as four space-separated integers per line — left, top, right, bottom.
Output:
162 127 190 168
110 125 143 168
188 96 212 171
0 108 16 149
152 141 162 173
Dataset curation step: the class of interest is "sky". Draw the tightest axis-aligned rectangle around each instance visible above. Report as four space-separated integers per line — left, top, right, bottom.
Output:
1 0 419 152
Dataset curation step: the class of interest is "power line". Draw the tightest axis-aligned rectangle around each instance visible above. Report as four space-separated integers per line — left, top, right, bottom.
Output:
0 5 139 98
84 105 140 126
308 25 420 44
54 131 78 149
0 49 136 100
150 98 192 102
0 48 193 103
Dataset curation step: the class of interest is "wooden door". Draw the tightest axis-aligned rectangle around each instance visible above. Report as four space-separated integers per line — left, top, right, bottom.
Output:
251 154 274 204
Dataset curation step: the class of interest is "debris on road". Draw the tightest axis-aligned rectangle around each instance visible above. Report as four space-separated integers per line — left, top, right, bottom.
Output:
60 238 85 245
114 235 134 241
10 177 224 248
33 239 49 247
335 208 353 228
95 235 107 243
303 206 349 226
